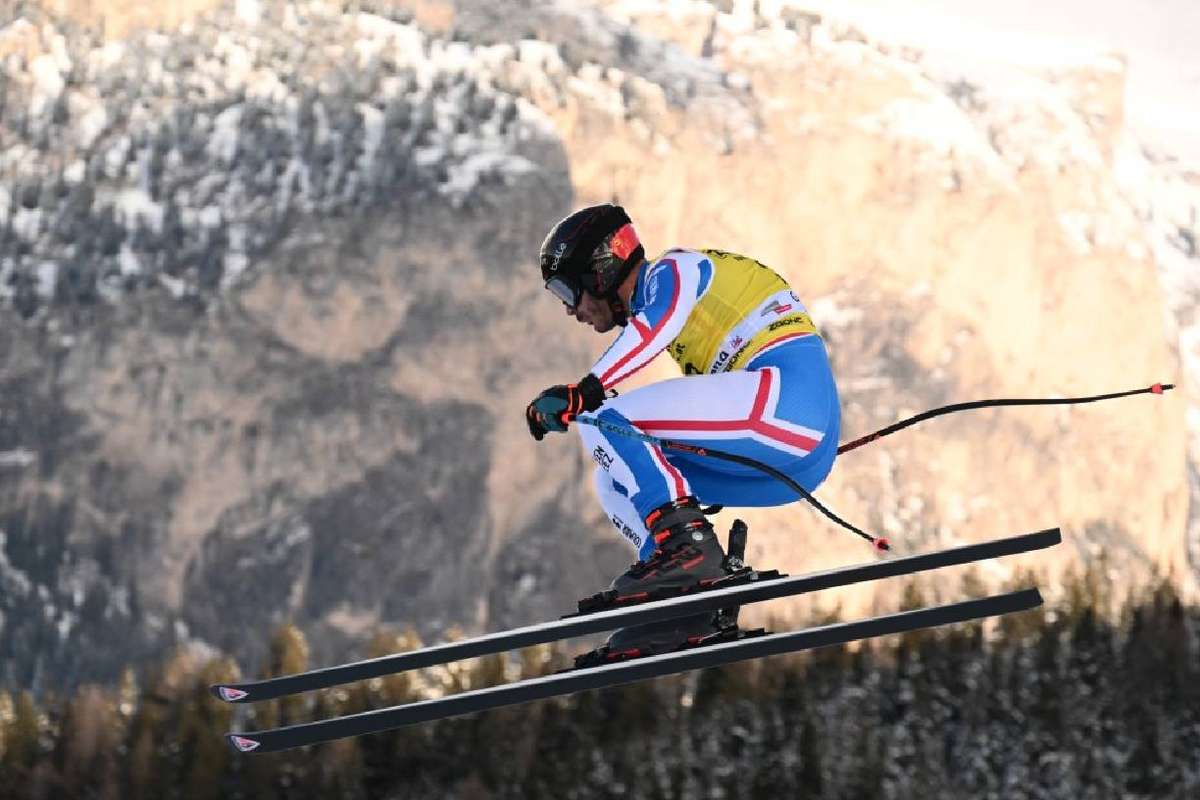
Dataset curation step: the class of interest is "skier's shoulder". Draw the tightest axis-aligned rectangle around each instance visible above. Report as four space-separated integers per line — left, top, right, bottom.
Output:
633 249 706 310
649 247 707 268
650 248 774 276
644 248 711 284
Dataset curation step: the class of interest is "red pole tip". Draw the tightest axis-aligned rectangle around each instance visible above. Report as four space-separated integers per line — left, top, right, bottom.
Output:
1151 383 1163 394
874 537 891 552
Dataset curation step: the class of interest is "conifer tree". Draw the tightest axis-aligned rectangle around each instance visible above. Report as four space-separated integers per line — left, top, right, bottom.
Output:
52 685 122 799
126 657 184 800
176 658 239 800
1 692 43 783
264 623 311 729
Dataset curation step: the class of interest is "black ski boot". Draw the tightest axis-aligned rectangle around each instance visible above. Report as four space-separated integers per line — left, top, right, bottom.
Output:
579 497 729 664
568 517 775 670
609 496 729 601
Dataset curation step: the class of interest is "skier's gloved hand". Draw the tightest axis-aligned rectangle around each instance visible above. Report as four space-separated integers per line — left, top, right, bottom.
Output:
526 387 571 440
525 374 606 441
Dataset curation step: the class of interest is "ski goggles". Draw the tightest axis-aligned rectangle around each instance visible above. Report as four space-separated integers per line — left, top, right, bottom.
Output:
544 274 596 309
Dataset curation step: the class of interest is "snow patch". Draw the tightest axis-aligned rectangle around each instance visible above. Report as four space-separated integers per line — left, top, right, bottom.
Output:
56 610 77 642
12 207 41 242
199 205 223 229
118 245 141 278
115 187 164 232
517 40 565 76
35 261 58 297
208 106 243 165
1058 211 1094 255
157 272 188 298
855 94 1014 185
63 159 86 183
28 53 64 116
809 294 865 328
443 150 537 204
0 449 36 468
236 0 263 26
0 530 33 598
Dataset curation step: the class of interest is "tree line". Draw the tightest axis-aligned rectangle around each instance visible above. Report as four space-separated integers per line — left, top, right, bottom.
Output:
1 565 1197 799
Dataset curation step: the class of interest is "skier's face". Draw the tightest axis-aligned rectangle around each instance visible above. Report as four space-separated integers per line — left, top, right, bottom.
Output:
567 291 616 333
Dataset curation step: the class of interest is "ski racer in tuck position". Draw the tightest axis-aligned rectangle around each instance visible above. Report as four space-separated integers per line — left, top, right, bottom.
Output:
526 204 841 658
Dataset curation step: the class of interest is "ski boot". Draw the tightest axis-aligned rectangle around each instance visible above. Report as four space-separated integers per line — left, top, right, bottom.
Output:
566 518 773 670
574 511 784 615
571 611 735 668
610 496 729 601
576 497 730 666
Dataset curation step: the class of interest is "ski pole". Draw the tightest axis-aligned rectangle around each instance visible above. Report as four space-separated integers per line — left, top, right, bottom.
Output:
574 414 891 552
576 381 1173 553
837 382 1174 454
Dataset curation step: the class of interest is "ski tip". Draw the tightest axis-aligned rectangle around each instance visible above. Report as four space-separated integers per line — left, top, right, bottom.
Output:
212 685 250 703
227 734 263 753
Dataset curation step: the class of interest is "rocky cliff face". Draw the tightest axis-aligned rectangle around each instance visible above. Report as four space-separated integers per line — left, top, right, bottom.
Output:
1 0 1196 690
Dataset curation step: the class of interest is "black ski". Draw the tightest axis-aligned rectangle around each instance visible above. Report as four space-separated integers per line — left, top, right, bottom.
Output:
226 587 1043 753
212 528 1059 704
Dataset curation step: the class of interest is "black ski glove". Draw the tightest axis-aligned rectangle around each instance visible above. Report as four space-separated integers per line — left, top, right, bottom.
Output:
525 374 606 441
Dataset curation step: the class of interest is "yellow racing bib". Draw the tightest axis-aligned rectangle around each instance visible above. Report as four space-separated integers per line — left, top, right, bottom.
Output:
664 249 819 374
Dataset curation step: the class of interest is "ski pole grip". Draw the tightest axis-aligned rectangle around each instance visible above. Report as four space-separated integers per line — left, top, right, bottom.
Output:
728 519 748 561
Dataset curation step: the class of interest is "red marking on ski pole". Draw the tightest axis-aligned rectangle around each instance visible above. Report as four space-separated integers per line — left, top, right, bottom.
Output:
874 538 891 552
1151 383 1163 394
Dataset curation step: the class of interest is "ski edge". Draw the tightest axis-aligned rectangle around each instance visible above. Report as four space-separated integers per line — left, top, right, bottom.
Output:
211 527 1060 704
225 586 1043 753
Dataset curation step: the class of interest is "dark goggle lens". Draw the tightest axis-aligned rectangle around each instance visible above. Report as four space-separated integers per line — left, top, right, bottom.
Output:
545 277 581 308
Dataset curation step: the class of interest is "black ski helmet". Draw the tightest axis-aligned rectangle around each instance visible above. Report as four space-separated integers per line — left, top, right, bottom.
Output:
539 204 645 309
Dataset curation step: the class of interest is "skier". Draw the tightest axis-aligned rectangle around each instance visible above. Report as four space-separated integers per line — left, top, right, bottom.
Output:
526 204 842 658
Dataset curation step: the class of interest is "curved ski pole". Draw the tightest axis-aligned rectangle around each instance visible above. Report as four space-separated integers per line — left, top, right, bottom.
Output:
574 415 890 552
837 382 1174 455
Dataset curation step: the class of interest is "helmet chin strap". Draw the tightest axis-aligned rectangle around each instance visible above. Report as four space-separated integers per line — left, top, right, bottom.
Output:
607 295 629 327
603 255 644 327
